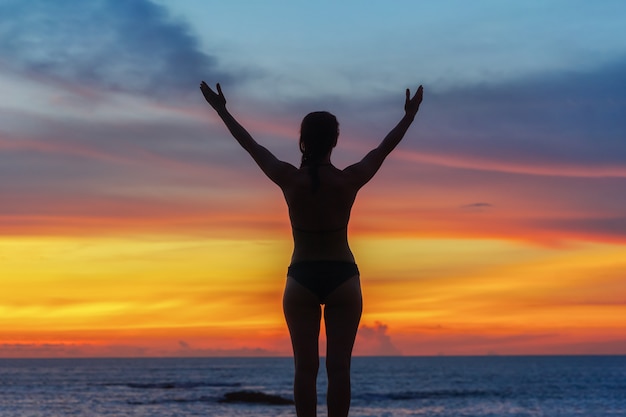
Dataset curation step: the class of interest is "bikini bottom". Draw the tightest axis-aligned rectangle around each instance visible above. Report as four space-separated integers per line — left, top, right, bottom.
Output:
287 260 359 304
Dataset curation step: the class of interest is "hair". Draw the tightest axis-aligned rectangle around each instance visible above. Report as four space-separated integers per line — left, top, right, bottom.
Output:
299 111 339 192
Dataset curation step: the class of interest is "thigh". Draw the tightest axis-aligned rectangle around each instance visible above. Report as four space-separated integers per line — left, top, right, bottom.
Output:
283 277 322 361
323 275 362 362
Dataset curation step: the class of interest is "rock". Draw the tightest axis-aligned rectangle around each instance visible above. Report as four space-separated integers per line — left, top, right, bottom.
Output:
219 390 294 405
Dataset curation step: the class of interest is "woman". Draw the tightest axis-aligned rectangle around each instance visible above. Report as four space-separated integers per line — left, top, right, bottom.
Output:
200 81 423 417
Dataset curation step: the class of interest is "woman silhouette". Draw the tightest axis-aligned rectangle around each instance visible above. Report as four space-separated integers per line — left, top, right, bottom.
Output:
201 81 423 417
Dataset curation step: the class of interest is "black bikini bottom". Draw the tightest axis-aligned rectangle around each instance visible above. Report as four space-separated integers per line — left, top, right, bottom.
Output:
287 260 359 304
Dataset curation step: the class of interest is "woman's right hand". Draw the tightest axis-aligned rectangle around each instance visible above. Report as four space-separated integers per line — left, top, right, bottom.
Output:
404 85 423 118
200 81 227 112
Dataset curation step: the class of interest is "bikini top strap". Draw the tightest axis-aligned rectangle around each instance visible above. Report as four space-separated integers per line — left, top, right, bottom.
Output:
291 224 348 233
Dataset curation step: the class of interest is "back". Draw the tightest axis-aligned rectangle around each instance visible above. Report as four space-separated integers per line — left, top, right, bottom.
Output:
281 164 359 262
282 165 358 230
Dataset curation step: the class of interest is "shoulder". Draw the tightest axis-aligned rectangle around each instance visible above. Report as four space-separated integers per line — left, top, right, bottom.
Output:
265 160 299 188
281 165 357 194
340 161 373 191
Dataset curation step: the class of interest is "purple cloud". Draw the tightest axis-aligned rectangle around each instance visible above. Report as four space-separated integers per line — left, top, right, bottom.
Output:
357 322 401 356
0 0 231 97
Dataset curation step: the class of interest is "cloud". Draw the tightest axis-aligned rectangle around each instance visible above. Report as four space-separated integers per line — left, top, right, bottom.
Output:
399 332 626 356
0 0 230 97
0 343 149 358
1 13 625 244
412 56 626 174
0 112 288 237
461 202 493 210
0 342 281 358
355 322 401 356
238 55 626 180
171 346 278 357
530 216 626 241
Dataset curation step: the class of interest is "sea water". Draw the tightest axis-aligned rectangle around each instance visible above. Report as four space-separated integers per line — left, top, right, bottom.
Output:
0 356 624 416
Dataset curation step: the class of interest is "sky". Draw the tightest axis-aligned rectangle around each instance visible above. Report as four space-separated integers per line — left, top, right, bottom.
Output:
1 0 625 357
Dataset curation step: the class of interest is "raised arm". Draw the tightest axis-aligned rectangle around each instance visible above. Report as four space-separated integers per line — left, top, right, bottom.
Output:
200 81 295 186
344 85 423 188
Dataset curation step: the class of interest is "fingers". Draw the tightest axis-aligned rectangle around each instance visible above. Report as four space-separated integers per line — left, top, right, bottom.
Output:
200 81 212 95
411 85 423 102
199 81 221 95
199 81 227 109
405 86 423 103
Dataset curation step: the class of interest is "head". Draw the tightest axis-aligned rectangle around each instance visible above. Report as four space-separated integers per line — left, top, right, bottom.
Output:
299 111 339 166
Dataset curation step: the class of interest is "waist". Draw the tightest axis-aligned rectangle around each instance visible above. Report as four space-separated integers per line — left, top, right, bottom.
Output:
291 229 352 261
288 260 359 275
290 244 355 263
291 224 348 234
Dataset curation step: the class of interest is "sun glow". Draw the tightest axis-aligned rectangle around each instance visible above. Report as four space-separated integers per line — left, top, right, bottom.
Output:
2 234 625 356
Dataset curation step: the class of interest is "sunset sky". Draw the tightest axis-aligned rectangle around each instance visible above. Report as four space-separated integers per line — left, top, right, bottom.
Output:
1 0 625 357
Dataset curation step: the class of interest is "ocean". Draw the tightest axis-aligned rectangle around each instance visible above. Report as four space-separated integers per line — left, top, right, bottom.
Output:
0 356 624 416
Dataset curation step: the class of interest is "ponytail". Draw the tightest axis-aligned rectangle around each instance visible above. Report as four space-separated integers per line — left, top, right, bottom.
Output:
299 111 339 192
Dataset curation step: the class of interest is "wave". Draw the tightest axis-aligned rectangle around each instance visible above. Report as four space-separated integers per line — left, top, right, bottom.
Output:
127 390 293 406
127 396 215 406
358 388 505 402
99 381 241 389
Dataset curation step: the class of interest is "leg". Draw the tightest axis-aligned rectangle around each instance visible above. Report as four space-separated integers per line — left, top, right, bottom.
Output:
323 275 362 417
283 277 322 417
